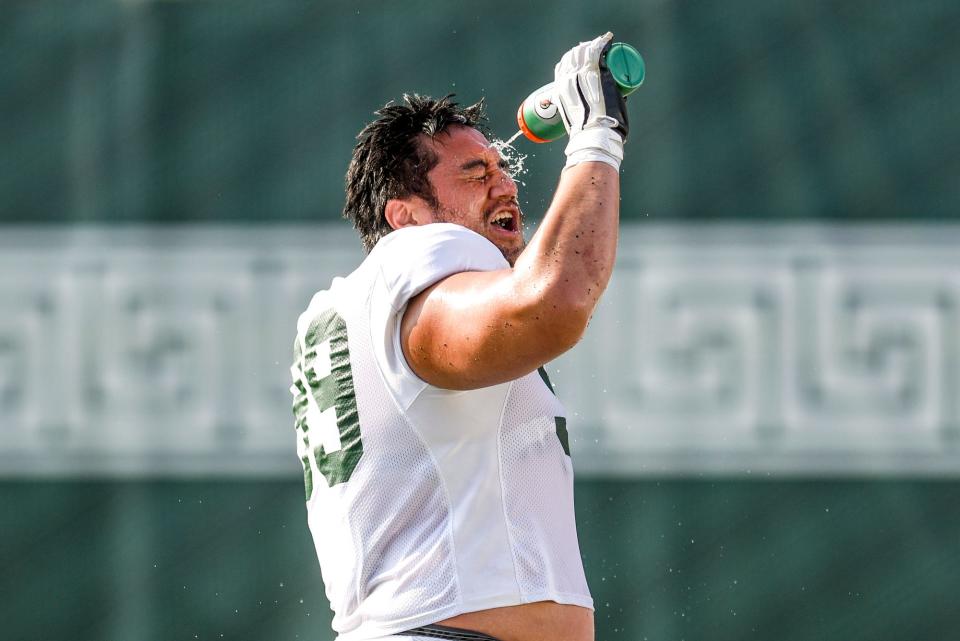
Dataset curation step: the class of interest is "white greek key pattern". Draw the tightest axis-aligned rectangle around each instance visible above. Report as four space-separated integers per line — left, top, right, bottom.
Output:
2 225 959 476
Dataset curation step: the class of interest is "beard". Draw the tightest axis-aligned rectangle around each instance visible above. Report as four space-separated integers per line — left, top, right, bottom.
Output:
499 238 526 267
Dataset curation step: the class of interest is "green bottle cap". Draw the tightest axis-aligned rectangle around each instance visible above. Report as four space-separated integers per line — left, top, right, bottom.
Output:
605 42 645 96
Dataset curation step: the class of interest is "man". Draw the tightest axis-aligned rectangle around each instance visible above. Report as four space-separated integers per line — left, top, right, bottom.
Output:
290 33 629 641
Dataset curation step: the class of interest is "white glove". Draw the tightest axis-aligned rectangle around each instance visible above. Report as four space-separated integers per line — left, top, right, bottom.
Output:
553 32 630 170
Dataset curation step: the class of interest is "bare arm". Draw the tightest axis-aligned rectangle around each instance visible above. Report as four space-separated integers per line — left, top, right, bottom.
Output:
401 161 619 390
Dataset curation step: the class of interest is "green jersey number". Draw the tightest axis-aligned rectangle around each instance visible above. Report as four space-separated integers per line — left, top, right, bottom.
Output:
290 309 363 497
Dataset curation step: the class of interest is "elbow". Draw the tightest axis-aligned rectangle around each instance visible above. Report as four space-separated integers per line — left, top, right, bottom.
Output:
529 284 597 353
556 295 595 349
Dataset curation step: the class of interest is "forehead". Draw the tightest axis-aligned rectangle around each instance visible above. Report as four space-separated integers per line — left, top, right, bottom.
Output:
422 126 500 169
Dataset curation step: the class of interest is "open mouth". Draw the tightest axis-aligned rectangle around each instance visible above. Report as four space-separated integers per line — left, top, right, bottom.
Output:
488 209 519 233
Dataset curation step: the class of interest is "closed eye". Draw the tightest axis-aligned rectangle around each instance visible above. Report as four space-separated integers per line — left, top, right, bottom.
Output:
462 159 512 182
477 164 510 181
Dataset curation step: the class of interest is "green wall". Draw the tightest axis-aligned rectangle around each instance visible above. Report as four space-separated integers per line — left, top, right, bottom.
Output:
2 480 958 641
3 0 959 225
3 2 960 639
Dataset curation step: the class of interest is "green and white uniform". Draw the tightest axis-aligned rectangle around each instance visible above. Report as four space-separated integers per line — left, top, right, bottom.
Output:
291 223 592 641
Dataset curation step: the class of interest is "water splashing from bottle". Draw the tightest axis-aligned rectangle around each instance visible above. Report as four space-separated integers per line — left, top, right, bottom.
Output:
489 131 528 182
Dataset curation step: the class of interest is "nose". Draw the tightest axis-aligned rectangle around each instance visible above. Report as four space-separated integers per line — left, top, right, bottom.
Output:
490 168 518 199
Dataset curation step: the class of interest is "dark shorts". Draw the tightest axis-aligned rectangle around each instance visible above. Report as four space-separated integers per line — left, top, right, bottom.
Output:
402 623 503 641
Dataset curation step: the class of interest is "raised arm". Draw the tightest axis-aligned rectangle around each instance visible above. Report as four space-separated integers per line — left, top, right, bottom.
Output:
400 34 629 390
401 162 618 390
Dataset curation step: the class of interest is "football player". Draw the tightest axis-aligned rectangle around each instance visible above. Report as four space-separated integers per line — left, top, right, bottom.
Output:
291 33 629 641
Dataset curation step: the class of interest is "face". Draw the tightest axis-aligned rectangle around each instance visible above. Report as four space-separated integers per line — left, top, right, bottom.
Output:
416 126 525 265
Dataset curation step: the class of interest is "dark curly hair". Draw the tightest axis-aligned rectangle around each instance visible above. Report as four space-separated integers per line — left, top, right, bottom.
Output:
343 94 488 253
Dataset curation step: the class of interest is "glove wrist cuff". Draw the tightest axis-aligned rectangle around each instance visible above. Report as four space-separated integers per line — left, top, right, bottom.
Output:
564 148 622 171
564 127 624 170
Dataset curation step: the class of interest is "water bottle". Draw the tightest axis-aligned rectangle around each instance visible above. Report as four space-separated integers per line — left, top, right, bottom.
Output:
516 42 645 143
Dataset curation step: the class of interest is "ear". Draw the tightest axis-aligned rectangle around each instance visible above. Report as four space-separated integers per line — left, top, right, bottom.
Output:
385 198 430 230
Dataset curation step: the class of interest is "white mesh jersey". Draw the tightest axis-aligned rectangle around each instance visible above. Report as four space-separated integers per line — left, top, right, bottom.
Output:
290 223 593 641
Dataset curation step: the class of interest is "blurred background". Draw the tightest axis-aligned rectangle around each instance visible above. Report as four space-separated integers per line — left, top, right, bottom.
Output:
2 0 959 640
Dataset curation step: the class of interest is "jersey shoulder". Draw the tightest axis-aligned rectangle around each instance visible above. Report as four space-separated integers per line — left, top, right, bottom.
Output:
370 223 510 312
